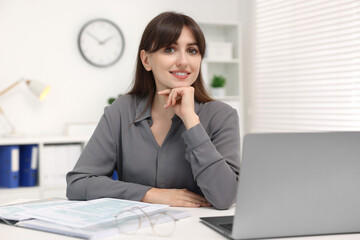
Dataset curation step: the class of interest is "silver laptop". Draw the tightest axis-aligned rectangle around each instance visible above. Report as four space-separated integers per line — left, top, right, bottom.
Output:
201 132 360 239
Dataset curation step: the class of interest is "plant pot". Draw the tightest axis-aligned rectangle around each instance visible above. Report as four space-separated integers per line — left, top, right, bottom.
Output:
211 87 226 97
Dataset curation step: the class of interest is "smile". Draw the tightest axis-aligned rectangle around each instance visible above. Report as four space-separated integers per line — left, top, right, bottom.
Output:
170 71 190 75
174 72 187 76
170 71 190 79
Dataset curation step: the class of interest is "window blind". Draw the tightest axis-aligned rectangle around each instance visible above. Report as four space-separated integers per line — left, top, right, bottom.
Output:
250 0 360 132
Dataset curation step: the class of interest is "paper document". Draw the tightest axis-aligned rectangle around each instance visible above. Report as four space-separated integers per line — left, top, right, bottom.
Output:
0 199 75 221
0 198 191 239
17 209 190 240
19 198 168 228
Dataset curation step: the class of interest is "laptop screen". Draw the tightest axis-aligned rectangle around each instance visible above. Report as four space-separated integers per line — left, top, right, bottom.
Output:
232 132 360 239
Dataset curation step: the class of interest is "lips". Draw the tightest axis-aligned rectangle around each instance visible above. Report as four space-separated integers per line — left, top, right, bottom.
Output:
170 71 190 79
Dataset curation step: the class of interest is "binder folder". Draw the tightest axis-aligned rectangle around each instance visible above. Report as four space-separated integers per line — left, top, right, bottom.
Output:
112 170 118 180
0 145 20 188
19 144 38 187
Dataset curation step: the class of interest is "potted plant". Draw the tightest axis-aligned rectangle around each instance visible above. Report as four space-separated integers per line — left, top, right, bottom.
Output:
108 94 122 105
210 75 226 97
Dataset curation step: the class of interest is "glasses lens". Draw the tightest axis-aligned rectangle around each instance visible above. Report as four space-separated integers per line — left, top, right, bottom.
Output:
115 210 141 234
151 212 176 237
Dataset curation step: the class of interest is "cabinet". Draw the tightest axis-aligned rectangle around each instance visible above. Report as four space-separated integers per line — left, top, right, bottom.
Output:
0 136 87 204
199 21 244 139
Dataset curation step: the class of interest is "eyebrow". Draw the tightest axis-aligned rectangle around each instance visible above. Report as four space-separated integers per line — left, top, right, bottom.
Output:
173 41 198 47
187 42 198 47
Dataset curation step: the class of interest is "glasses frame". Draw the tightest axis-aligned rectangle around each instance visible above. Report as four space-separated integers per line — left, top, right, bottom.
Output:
114 206 178 237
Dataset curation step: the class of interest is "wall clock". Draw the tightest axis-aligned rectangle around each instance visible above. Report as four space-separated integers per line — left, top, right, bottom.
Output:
78 19 125 68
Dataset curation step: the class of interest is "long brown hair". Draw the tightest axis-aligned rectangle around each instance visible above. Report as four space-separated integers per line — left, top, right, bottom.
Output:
128 11 213 111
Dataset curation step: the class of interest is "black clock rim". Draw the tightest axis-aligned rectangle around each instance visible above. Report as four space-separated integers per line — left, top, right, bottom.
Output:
77 18 125 68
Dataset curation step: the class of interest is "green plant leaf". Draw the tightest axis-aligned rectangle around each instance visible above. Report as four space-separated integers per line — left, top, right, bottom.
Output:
210 75 226 88
108 98 116 105
107 94 123 105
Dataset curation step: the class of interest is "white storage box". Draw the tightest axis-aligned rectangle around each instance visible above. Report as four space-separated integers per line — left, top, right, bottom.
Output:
207 42 233 60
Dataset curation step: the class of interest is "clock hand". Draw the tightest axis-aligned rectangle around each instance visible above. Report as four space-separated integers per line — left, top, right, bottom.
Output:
86 31 102 44
99 35 115 45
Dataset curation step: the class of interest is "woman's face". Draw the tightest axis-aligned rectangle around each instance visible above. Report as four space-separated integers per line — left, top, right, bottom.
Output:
141 26 202 91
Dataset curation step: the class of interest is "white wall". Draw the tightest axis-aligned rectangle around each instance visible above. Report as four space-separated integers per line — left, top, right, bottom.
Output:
237 0 252 135
0 0 240 136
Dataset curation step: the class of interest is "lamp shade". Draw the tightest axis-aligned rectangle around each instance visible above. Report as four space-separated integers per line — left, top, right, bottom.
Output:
26 80 50 100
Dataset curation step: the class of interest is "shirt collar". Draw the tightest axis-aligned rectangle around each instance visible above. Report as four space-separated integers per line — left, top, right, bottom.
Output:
134 95 201 123
134 96 152 123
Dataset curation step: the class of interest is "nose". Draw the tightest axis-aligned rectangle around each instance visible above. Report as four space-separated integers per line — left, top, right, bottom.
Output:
176 51 188 67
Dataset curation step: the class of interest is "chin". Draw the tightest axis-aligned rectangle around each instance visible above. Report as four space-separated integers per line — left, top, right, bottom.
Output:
172 81 195 89
172 84 189 89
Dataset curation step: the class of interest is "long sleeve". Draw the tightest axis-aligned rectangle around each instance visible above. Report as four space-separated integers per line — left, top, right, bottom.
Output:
66 103 152 201
182 104 240 210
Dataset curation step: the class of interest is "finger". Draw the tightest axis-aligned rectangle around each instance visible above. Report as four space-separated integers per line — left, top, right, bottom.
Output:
182 189 208 202
177 192 208 206
186 194 208 204
173 90 185 106
160 90 173 108
191 197 211 207
158 90 171 108
199 201 212 207
165 90 174 108
183 202 201 208
181 191 211 207
171 199 201 208
172 90 179 106
177 196 209 207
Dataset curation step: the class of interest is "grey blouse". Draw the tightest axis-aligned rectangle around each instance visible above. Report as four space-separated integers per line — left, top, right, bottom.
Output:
66 94 240 210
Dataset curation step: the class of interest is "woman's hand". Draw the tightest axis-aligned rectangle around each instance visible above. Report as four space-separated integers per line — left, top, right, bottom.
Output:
142 188 211 207
158 87 200 129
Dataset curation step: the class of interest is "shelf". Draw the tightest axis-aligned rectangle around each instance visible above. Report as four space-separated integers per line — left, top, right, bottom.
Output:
199 20 244 142
0 135 89 145
0 135 87 204
199 21 242 98
0 186 40 192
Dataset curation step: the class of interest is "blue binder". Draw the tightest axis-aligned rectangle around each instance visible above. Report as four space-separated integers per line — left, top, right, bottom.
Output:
19 145 38 187
112 170 118 180
0 145 20 188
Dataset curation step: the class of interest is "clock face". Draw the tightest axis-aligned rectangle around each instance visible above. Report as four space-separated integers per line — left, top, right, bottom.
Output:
78 19 125 67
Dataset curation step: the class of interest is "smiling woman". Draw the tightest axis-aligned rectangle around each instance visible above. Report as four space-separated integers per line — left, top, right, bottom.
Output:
66 12 241 210
140 26 201 91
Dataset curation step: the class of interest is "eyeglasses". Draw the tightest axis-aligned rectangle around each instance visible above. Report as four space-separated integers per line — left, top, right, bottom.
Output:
114 206 178 237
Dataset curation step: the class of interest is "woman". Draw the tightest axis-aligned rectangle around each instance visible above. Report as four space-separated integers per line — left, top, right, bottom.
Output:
66 11 240 210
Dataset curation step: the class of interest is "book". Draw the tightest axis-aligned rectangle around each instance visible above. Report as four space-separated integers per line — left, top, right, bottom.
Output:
19 144 38 187
0 145 20 188
0 198 191 239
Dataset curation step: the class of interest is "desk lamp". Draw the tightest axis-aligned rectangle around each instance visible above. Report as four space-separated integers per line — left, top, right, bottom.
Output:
0 79 50 136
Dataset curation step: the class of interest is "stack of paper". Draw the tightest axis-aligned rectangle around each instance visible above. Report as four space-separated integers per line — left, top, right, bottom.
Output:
0 198 190 239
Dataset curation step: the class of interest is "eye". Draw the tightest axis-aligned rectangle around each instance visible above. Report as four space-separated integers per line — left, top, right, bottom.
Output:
188 48 199 55
164 47 175 53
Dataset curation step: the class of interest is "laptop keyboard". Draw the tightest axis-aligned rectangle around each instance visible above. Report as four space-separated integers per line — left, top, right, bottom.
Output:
219 223 233 231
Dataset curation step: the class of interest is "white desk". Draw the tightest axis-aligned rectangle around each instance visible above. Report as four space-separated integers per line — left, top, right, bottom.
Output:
2 200 360 240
